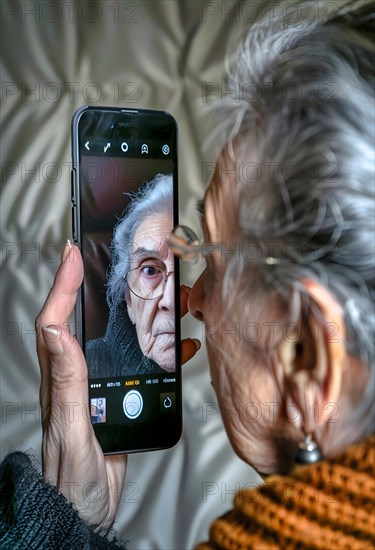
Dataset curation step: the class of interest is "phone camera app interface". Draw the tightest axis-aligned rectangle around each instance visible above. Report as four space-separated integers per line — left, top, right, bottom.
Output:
77 110 180 447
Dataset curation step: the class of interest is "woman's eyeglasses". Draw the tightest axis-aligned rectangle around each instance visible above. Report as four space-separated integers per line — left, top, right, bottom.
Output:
124 224 286 301
167 225 219 263
167 225 281 265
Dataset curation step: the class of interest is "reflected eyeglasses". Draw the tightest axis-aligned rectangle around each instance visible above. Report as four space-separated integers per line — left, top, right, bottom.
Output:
124 264 174 300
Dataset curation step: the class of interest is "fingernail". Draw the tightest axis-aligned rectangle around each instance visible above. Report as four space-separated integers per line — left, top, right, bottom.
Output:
192 338 201 351
61 239 72 263
42 324 64 356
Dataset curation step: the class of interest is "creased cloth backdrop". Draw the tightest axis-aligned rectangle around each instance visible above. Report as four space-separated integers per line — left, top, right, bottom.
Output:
0 1 275 548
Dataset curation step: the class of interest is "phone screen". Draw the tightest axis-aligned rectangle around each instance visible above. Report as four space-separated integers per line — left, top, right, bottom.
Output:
71 107 181 454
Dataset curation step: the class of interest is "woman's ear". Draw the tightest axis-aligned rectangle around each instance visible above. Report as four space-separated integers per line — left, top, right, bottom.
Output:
278 279 346 434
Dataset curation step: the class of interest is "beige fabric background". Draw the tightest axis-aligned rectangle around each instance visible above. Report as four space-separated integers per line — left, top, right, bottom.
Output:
0 1 284 547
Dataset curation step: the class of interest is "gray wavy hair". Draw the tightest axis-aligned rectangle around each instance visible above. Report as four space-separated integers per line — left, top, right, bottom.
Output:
213 2 374 434
106 173 173 308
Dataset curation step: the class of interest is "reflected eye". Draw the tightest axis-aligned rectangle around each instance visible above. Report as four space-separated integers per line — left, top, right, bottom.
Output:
141 265 156 276
138 264 165 289
141 265 160 277
126 262 172 300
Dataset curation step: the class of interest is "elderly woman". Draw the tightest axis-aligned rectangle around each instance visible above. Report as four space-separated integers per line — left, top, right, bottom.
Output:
1 1 374 548
87 173 176 376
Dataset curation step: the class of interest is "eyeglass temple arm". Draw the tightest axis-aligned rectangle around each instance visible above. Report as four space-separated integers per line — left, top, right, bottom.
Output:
167 233 222 258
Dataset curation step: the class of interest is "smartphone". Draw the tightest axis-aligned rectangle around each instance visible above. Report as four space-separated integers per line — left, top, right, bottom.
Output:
71 106 181 454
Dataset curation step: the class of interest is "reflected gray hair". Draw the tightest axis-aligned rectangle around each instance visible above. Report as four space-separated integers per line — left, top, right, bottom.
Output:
107 173 173 308
215 3 374 434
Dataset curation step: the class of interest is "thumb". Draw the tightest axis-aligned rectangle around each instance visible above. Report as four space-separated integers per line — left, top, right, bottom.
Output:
41 322 89 416
37 243 87 416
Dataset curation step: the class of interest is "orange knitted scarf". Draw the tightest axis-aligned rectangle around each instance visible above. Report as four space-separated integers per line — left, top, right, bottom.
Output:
197 435 374 549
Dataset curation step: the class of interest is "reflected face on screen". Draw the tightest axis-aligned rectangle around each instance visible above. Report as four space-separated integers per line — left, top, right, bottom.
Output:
126 213 175 372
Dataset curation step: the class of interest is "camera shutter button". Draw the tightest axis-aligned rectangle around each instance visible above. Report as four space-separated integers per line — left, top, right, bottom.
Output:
123 390 143 419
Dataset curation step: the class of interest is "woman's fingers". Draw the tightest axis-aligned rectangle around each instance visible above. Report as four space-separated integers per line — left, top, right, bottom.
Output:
180 285 191 318
180 285 201 363
181 337 201 364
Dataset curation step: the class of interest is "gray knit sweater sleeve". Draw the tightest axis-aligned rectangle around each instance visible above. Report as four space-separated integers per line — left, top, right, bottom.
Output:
0 452 127 549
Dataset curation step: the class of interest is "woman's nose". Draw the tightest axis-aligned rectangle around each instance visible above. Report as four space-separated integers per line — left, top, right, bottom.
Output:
188 269 206 322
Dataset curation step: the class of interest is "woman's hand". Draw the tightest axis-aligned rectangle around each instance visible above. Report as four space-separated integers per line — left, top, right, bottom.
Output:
35 242 200 528
180 284 201 362
36 242 126 528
